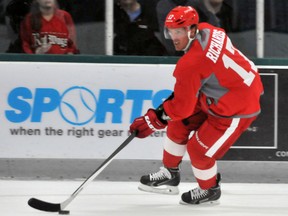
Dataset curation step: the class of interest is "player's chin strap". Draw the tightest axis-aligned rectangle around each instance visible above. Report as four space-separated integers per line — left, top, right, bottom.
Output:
183 29 199 53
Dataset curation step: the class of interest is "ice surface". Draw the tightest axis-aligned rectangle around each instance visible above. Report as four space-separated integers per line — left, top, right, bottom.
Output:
1 180 287 216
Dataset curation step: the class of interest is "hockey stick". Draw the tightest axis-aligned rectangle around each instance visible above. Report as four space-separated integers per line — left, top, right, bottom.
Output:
28 130 137 213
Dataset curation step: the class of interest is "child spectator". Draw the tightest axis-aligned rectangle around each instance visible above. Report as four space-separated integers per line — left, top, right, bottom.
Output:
20 0 79 54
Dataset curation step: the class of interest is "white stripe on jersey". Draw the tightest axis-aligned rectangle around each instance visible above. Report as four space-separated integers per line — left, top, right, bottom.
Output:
192 163 217 180
164 137 187 157
205 118 240 158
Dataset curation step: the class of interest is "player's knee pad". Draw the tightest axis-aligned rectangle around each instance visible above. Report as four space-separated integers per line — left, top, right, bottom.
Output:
167 120 191 144
186 132 215 169
187 132 207 157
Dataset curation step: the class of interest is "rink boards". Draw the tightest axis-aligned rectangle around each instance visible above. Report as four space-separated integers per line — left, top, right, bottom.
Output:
0 60 287 162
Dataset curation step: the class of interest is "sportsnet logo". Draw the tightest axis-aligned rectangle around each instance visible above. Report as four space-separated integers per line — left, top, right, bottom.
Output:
5 86 172 126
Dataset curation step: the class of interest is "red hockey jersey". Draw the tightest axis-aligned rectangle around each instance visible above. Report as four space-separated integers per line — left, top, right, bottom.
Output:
20 9 78 54
163 23 264 120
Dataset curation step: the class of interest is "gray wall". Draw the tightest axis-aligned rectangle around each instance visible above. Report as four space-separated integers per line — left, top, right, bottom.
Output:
1 159 287 183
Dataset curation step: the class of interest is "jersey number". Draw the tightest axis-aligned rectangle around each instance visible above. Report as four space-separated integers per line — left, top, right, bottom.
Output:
222 38 256 86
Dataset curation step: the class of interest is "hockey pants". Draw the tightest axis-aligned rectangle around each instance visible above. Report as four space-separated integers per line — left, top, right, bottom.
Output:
162 109 257 189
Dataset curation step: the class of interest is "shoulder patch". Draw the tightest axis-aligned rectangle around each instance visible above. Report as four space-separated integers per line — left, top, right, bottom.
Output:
196 28 211 51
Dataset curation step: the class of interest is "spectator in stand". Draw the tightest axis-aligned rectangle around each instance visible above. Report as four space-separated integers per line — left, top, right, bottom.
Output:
200 0 233 33
114 0 167 56
5 0 32 53
156 0 232 55
20 0 79 54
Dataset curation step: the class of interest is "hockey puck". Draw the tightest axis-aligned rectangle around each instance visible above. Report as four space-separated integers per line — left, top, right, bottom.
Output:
58 210 70 215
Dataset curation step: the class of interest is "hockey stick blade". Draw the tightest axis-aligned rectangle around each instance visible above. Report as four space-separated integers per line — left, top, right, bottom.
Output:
27 130 137 213
28 198 61 212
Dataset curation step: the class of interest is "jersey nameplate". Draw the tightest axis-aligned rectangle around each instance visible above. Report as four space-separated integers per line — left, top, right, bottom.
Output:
206 29 225 63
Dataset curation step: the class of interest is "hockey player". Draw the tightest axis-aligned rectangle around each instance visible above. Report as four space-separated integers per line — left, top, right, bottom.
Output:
130 6 263 205
20 0 79 54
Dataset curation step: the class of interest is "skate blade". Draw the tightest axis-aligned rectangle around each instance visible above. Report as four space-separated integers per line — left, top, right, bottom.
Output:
179 199 220 206
138 183 179 195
